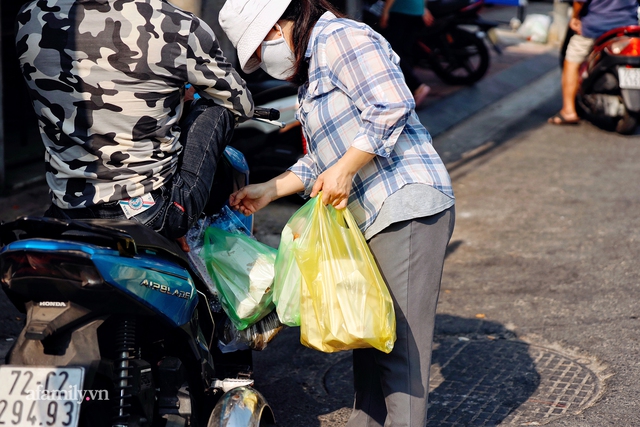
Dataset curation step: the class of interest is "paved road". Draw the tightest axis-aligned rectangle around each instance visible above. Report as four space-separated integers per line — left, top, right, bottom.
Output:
433 97 640 426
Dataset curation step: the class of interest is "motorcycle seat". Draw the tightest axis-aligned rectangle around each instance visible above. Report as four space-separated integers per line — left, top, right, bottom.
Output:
0 216 190 269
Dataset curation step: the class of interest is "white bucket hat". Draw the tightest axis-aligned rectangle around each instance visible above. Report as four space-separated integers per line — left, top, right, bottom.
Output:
219 0 293 73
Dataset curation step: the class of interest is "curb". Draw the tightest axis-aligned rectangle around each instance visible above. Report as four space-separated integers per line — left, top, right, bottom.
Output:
435 67 562 168
419 51 559 139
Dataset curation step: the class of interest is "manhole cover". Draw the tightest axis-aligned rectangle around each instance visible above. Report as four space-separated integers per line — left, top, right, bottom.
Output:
321 334 603 426
427 337 601 426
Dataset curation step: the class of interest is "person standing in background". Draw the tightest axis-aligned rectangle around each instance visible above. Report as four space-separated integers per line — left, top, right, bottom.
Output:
379 0 433 107
548 0 639 125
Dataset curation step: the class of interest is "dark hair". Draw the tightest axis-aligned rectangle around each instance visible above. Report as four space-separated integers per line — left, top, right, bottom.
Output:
280 0 344 86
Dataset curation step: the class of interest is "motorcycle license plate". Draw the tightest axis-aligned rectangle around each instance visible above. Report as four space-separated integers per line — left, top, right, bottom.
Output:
0 366 84 427
618 68 640 89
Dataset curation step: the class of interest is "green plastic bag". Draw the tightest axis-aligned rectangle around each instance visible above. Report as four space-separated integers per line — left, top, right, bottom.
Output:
273 217 305 327
202 226 277 330
275 194 396 353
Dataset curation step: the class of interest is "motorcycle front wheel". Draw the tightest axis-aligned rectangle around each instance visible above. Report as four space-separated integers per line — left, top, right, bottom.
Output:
418 28 490 85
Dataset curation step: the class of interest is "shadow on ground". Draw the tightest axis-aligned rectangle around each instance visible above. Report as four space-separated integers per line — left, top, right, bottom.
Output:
428 315 540 426
253 314 539 426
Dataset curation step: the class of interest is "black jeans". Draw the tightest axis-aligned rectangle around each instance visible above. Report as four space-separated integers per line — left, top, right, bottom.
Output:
383 12 424 93
46 101 235 239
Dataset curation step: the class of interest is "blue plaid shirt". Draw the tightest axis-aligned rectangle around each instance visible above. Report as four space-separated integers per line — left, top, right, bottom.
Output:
289 12 454 233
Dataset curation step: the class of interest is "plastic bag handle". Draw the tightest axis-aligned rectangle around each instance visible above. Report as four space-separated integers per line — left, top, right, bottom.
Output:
314 193 351 230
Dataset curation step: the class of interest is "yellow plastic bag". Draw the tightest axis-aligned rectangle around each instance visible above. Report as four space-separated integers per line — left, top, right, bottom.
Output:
291 195 396 353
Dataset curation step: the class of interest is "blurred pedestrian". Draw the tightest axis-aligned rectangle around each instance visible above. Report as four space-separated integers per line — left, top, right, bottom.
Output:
379 0 433 107
549 0 639 125
219 0 455 426
558 0 576 67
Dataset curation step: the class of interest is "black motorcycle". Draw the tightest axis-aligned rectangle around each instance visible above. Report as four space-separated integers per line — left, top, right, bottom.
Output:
416 0 501 85
363 0 500 86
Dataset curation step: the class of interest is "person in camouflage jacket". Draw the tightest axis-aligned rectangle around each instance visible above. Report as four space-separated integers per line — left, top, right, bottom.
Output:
15 0 254 244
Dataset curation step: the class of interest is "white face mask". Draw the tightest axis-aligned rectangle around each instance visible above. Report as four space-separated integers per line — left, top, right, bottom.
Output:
259 24 295 80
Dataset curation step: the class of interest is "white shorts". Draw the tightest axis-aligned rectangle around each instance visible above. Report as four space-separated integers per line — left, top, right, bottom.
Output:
565 34 595 64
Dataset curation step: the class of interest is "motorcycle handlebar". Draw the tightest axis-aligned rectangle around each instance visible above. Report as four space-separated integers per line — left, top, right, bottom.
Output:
253 107 280 121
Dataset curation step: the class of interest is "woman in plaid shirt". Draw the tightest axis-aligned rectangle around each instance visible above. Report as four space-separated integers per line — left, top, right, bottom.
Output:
220 0 455 425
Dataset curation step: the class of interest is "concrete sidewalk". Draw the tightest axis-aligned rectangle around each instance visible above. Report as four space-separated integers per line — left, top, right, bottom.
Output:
416 1 560 136
429 100 640 426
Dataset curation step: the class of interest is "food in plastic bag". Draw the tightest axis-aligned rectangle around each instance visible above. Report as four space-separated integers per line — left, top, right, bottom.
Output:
218 310 285 353
273 221 305 327
287 194 396 353
202 226 277 330
186 206 254 310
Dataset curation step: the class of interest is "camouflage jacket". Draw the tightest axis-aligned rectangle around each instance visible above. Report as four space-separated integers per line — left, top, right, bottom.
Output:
16 0 254 209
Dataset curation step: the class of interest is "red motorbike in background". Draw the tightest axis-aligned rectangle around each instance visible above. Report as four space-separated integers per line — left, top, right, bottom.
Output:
576 25 640 134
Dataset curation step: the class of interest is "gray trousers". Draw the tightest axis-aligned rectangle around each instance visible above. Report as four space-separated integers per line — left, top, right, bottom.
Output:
346 206 455 427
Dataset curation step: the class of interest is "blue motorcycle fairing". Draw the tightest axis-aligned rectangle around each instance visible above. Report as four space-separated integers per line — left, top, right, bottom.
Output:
223 146 249 175
1 239 197 328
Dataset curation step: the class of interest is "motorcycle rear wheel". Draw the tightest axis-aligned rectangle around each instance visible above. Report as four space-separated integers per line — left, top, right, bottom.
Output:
419 28 490 85
577 93 638 135
615 111 638 135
